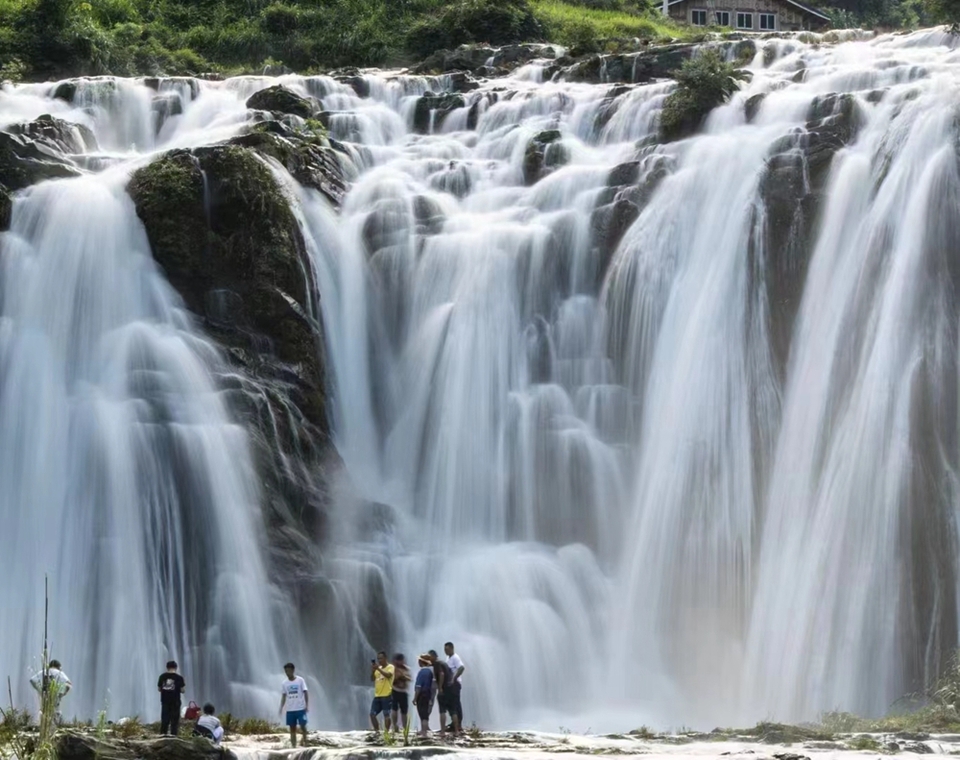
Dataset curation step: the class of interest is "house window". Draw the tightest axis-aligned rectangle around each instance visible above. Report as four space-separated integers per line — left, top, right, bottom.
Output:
715 10 731 24
759 12 776 28
736 11 753 28
691 9 708 24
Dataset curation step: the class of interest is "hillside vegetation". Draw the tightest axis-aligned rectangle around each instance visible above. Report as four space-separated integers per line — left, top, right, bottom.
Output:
0 0 955 81
0 0 695 80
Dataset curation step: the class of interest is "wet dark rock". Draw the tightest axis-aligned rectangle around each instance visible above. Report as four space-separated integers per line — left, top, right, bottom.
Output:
246 85 316 119
591 198 639 278
414 44 496 74
745 92 766 122
562 43 696 84
142 76 201 100
414 194 446 236
57 733 236 760
231 122 348 207
151 92 184 131
362 197 410 256
758 92 863 377
413 92 466 134
903 742 933 754
522 129 568 185
446 70 481 92
7 114 97 154
0 182 11 231
338 74 370 98
52 81 77 102
128 144 338 572
608 160 640 187
0 115 98 190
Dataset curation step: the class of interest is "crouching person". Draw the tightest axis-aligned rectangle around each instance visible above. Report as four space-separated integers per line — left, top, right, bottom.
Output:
194 703 224 746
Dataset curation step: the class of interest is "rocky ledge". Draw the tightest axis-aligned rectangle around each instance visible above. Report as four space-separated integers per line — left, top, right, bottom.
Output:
58 732 236 760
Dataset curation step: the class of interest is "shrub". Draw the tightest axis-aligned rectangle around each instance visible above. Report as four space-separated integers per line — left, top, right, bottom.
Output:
659 48 748 142
260 3 300 35
405 0 542 59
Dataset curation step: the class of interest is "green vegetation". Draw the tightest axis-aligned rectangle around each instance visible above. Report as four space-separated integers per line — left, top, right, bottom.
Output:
660 48 748 142
0 0 699 82
531 0 689 51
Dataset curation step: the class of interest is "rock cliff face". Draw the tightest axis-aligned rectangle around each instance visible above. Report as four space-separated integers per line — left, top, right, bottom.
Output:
125 120 349 575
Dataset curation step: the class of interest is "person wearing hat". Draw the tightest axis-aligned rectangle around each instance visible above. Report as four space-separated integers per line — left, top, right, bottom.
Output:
413 655 434 737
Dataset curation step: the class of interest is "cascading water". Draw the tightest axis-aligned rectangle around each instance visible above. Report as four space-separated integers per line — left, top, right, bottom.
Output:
1 26 960 731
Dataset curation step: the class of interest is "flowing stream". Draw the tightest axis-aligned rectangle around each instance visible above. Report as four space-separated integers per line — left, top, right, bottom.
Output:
1 27 959 730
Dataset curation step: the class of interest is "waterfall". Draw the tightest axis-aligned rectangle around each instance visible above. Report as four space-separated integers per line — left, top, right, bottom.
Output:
0 168 281 719
1 27 960 730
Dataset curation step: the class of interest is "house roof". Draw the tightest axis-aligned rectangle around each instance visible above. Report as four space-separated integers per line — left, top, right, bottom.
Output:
666 0 831 21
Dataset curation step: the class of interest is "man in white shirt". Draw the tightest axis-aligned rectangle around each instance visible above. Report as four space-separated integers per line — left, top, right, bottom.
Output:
29 660 72 723
278 662 309 748
444 643 465 735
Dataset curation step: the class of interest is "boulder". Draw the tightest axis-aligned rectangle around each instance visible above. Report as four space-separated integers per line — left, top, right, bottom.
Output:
412 92 466 134
0 118 91 191
127 144 338 570
7 114 97 155
246 85 316 119
522 129 568 185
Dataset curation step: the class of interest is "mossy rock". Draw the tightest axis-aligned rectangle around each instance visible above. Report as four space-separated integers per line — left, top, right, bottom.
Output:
246 85 316 119
127 144 326 429
231 124 347 206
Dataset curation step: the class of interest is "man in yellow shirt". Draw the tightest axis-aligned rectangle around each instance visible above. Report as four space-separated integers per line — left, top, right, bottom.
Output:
369 651 395 731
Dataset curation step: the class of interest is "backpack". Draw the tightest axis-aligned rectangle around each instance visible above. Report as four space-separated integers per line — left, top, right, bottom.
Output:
184 701 201 720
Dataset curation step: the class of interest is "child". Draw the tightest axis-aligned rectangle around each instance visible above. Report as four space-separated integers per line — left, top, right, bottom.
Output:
195 703 224 746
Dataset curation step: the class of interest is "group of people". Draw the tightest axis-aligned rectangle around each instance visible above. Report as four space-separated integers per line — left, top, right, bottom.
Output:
368 642 465 739
29 645 467 749
157 661 224 744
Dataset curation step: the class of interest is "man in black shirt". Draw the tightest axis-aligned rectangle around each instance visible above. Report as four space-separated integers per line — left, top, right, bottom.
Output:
157 660 186 736
428 650 453 735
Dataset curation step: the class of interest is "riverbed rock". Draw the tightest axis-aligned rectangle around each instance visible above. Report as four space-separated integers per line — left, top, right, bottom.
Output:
127 143 337 572
413 92 466 134
522 129 569 185
0 114 98 190
246 85 316 119
414 44 497 74
561 43 697 84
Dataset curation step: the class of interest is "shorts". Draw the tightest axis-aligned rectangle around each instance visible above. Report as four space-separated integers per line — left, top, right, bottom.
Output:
437 690 452 713
285 709 307 728
391 691 409 713
370 696 392 716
